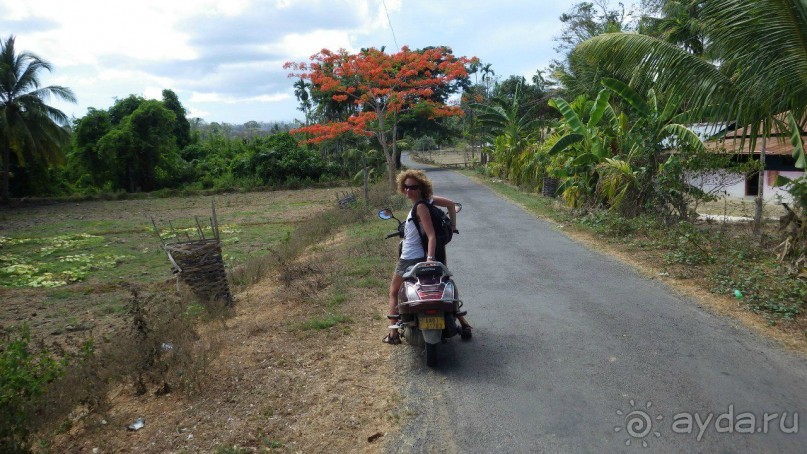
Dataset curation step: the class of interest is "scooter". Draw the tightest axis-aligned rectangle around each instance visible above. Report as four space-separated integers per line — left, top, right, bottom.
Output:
378 204 469 367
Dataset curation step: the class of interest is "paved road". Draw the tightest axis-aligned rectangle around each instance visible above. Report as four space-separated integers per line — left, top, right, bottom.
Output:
388 155 807 452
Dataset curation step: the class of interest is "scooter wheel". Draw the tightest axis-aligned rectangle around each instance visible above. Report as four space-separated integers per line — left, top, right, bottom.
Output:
425 343 437 367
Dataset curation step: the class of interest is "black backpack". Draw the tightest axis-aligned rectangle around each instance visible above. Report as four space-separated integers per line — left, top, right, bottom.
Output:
411 200 453 250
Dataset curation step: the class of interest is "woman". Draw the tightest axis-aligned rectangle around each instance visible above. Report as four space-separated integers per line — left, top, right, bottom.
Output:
383 169 471 344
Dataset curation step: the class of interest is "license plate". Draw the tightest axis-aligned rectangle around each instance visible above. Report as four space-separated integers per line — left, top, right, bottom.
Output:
419 316 445 330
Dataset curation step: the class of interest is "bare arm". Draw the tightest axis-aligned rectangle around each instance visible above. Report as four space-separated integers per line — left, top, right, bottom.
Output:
432 195 457 231
415 203 437 260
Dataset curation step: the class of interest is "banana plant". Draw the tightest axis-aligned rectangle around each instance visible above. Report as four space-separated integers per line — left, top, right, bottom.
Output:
598 77 709 214
600 77 706 156
546 89 622 206
473 83 540 183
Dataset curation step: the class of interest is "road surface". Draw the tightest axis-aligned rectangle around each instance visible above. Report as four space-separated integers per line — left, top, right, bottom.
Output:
387 155 807 452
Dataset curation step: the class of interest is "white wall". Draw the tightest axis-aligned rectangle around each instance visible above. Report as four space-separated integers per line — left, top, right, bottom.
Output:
688 170 802 202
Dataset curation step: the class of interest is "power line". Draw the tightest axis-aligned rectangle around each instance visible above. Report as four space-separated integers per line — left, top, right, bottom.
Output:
381 0 399 51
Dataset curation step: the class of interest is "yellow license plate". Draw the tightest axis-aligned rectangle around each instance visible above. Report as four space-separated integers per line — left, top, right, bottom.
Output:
419 316 445 330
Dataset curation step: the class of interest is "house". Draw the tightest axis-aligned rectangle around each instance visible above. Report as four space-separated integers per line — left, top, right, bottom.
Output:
693 118 805 202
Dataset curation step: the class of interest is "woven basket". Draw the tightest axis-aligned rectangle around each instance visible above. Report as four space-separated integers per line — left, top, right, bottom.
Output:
542 177 559 198
165 240 233 307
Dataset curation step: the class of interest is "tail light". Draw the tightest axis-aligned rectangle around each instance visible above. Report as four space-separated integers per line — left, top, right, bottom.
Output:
442 281 455 300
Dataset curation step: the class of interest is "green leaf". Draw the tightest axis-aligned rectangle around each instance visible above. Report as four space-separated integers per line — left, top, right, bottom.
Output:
601 78 651 117
787 111 806 170
662 124 707 153
549 98 585 135
588 89 611 128
773 175 793 187
547 134 585 155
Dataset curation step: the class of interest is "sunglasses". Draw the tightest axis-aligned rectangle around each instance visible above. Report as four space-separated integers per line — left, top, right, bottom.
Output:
403 184 421 190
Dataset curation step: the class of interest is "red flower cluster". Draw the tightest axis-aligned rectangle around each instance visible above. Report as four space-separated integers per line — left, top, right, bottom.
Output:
285 46 476 146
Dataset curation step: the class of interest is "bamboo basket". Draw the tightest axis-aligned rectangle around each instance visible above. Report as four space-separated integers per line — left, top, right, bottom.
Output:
164 239 232 306
153 201 233 307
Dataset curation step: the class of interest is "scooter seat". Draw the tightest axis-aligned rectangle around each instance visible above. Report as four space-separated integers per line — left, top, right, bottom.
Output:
402 262 452 279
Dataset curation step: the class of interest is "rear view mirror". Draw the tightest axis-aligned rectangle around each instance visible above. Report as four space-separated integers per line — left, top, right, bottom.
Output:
378 208 393 220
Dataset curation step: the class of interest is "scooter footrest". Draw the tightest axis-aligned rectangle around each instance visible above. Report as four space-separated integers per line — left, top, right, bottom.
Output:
386 314 401 320
455 311 467 317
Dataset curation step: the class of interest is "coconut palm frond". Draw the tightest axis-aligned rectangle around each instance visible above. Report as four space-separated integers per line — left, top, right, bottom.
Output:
788 111 806 169
662 124 707 153
576 33 735 115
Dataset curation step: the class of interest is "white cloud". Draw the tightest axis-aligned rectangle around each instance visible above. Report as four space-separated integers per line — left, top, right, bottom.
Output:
273 30 356 60
3 0 573 123
189 91 291 104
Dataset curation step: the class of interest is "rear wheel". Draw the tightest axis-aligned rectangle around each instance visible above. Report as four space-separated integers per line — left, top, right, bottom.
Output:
425 343 438 367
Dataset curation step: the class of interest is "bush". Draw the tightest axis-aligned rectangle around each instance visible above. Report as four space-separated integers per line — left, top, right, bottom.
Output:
0 324 64 453
413 135 437 151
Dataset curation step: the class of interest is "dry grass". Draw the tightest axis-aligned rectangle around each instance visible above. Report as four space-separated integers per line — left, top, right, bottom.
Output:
44 270 398 452
27 186 404 452
558 225 807 354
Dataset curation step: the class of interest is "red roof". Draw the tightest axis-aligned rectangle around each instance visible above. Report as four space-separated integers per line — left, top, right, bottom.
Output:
704 135 806 156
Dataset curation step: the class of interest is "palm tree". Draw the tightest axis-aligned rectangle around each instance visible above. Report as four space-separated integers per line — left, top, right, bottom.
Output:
574 0 807 233
599 77 707 216
474 83 540 183
0 35 76 202
639 0 705 56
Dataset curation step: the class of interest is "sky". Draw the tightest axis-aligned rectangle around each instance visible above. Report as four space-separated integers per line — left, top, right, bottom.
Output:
1 0 574 125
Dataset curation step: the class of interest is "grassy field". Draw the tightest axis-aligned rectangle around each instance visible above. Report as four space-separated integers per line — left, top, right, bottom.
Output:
1 185 412 452
0 190 335 347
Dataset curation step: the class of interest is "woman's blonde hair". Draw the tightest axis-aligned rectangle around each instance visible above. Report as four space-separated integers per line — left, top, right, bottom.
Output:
396 169 433 200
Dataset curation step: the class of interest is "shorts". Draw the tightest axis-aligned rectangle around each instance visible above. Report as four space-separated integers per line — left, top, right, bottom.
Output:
395 257 425 277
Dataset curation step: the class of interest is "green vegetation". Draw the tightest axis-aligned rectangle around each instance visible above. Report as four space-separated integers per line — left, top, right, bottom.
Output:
2 3 806 447
0 233 129 288
0 325 64 453
0 35 75 203
299 313 351 331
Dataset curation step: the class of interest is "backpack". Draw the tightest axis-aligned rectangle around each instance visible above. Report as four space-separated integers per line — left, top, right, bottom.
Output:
411 200 453 250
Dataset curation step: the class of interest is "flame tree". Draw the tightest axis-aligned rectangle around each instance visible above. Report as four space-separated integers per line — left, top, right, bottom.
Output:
285 46 475 190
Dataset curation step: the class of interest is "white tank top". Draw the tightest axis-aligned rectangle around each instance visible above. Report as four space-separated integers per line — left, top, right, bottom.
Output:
400 206 425 259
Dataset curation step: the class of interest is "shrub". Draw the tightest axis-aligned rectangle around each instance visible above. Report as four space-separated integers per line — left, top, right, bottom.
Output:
0 324 64 453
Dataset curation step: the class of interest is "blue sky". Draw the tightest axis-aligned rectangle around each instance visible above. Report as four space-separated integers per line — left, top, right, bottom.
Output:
1 0 574 125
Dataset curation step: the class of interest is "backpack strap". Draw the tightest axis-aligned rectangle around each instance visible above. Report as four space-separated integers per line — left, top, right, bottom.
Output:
410 200 429 241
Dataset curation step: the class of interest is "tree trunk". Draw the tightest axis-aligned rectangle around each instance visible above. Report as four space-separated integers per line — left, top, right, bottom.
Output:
753 133 767 238
128 163 136 193
1 146 9 203
386 151 396 192
392 115 401 170
377 129 396 192
361 155 369 209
